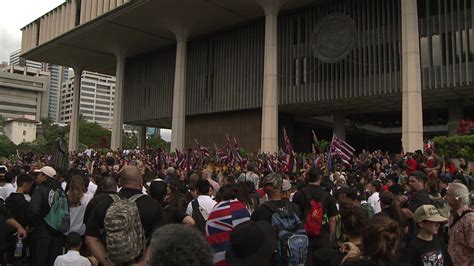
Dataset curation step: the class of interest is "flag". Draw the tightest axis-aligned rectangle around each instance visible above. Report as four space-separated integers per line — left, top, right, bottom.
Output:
283 128 297 173
195 139 211 157
312 130 318 145
330 135 355 166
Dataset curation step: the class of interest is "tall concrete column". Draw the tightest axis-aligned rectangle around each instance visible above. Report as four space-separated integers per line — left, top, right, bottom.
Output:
448 100 463 136
69 67 82 152
111 51 126 151
401 0 423 152
170 39 187 151
333 112 346 140
137 126 146 149
258 0 286 153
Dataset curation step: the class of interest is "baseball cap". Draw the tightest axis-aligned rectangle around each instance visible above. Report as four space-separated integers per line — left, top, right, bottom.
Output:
413 205 448 223
33 166 57 178
282 179 291 192
262 173 282 188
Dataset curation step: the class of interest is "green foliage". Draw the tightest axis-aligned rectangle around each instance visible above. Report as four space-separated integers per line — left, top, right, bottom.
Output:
0 135 16 158
122 133 138 150
78 121 111 148
315 139 330 152
433 135 474 161
147 135 170 152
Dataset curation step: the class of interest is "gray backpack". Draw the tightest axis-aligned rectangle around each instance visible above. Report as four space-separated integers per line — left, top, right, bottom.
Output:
104 194 146 264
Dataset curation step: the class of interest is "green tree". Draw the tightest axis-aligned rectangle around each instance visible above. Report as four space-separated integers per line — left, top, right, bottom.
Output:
147 134 170 152
0 135 16 158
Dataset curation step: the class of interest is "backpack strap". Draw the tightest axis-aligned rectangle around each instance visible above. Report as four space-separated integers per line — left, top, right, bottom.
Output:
192 199 206 232
262 201 277 213
129 194 145 202
450 210 474 229
109 194 121 202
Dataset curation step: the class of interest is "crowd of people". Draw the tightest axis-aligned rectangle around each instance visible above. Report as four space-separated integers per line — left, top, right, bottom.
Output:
0 145 473 266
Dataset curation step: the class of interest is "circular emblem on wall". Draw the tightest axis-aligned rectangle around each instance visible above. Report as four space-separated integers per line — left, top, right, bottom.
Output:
312 13 357 63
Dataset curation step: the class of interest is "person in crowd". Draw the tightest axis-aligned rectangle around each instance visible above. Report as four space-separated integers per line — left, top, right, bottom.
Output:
330 202 368 266
186 179 217 233
406 171 432 213
439 175 450 197
206 183 251 266
4 173 33 263
225 220 277 266
281 179 292 200
365 180 382 214
85 166 167 266
444 182 474 265
238 162 260 190
147 224 213 266
164 166 175 182
28 166 66 266
340 216 410 266
203 169 220 196
66 176 93 236
405 153 418 177
148 180 194 226
0 197 27 266
0 171 17 201
54 232 96 266
404 205 451 266
251 173 301 222
376 191 408 232
292 167 338 255
83 177 117 224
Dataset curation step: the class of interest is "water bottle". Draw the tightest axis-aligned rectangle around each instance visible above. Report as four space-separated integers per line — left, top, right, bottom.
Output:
14 238 23 258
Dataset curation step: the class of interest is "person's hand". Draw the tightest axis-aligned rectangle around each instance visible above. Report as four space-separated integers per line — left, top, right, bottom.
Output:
17 227 27 239
88 257 99 266
340 242 361 264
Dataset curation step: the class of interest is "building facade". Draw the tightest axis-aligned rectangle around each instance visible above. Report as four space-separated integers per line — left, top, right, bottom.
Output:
45 64 69 122
9 49 43 70
4 117 38 145
60 71 115 129
20 0 474 152
0 66 50 121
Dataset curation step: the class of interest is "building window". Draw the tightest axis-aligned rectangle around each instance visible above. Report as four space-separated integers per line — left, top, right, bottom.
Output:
23 130 26 135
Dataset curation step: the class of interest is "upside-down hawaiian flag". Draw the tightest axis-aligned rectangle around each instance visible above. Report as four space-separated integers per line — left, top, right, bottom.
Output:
330 135 355 166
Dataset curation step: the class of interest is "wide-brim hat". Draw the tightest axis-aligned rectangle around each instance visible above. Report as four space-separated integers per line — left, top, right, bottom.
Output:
226 220 277 266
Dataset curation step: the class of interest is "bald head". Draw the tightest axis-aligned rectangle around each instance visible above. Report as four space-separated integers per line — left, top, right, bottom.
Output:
120 166 143 189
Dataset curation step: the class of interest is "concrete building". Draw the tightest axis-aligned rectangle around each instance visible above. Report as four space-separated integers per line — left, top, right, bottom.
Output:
4 117 38 145
19 0 474 153
9 49 43 70
0 65 50 121
60 71 115 129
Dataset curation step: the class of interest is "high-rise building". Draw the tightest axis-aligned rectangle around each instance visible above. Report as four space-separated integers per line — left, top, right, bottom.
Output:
44 64 68 122
60 71 115 129
0 65 50 120
9 49 43 70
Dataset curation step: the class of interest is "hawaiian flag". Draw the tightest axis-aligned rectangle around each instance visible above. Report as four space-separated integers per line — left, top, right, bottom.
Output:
330 135 355 166
195 139 211 157
206 199 251 266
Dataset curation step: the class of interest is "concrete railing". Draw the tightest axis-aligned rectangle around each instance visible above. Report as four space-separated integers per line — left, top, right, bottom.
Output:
21 0 131 54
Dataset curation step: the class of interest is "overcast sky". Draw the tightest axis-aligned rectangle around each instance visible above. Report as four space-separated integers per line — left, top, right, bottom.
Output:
0 0 64 63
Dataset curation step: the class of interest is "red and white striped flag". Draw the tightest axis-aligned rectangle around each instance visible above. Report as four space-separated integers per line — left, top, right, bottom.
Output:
330 135 355 166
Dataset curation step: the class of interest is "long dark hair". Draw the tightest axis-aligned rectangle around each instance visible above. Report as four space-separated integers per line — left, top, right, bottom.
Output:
379 191 405 227
362 216 401 265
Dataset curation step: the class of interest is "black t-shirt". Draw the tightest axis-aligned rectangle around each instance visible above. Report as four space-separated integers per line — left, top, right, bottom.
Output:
85 188 167 240
84 191 117 224
407 189 432 213
404 236 452 266
292 184 338 229
251 199 301 223
5 193 29 227
0 202 12 250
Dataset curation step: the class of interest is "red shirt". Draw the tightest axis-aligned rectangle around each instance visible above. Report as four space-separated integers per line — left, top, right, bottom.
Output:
406 158 417 176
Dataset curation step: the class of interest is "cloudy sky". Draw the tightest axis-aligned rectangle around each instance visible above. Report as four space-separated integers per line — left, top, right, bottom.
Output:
0 0 64 63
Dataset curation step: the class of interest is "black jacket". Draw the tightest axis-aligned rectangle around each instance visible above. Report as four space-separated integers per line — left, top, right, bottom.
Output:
27 177 62 228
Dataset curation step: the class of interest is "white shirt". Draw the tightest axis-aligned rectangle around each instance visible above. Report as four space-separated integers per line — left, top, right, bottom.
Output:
66 193 94 235
186 195 217 220
87 181 97 195
3 183 16 199
367 192 382 214
54 250 91 266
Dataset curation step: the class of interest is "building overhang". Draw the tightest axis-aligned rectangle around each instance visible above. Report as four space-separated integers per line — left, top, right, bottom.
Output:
21 0 314 75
